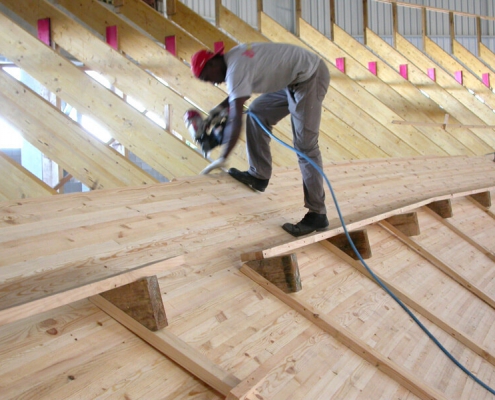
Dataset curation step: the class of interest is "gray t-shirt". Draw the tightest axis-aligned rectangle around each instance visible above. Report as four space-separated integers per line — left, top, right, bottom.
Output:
224 43 320 102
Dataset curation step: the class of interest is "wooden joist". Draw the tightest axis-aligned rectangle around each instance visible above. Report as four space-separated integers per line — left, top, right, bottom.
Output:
0 69 157 189
0 9 207 179
91 294 241 396
0 151 56 201
298 19 470 158
365 29 495 153
240 264 446 400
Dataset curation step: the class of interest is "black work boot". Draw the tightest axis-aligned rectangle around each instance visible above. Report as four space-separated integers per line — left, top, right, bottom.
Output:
228 168 269 192
282 212 329 237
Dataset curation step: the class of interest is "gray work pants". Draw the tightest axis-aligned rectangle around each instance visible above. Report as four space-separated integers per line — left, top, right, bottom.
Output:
245 59 330 214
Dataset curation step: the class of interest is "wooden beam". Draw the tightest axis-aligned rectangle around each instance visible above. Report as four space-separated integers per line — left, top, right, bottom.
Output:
321 238 495 367
0 152 57 201
91 294 241 396
245 254 301 293
326 229 372 259
0 70 158 189
100 275 168 331
385 212 420 236
240 264 446 400
426 199 453 218
424 205 495 262
0 255 184 327
55 0 270 167
380 218 495 309
0 8 207 179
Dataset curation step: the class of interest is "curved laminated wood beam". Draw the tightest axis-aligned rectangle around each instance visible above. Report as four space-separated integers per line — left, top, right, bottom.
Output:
0 71 157 190
0 152 56 201
240 155 495 261
0 10 207 179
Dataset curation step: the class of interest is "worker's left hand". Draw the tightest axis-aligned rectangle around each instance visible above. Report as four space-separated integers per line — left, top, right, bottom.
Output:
200 157 226 175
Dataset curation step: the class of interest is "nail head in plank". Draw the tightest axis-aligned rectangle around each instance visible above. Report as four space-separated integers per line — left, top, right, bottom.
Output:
245 254 301 293
100 275 167 331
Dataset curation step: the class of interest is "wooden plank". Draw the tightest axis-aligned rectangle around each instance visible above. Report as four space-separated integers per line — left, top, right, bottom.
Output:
0 10 207 179
0 151 56 201
245 254 301 293
240 264 446 400
118 0 203 61
100 275 168 331
218 5 267 44
0 255 184 327
453 39 495 85
321 237 495 367
425 203 495 262
380 218 495 309
0 71 157 189
385 212 420 236
91 294 241 396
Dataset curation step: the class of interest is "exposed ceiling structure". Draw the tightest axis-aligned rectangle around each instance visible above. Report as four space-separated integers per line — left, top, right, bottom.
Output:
0 0 495 399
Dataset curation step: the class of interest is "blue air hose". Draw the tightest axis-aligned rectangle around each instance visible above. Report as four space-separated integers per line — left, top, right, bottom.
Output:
247 110 495 396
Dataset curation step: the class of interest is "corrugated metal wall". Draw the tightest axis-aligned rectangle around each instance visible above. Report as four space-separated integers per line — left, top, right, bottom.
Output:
180 0 495 53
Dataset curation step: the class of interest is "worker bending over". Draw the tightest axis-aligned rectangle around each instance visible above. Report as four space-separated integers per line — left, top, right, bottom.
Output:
191 42 330 237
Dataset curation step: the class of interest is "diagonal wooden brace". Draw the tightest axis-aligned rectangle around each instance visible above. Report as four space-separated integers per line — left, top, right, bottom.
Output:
100 275 167 331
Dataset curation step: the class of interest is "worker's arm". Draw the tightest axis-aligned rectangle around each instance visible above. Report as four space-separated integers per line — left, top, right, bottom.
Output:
220 96 249 159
